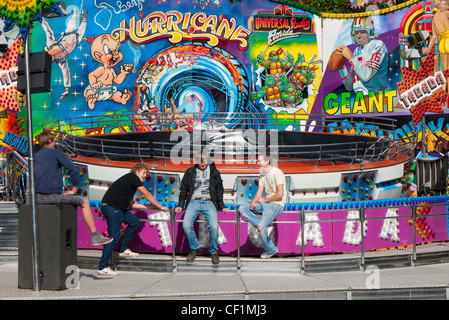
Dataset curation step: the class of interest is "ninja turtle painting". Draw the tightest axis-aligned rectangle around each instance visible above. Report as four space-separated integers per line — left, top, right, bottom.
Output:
252 47 321 114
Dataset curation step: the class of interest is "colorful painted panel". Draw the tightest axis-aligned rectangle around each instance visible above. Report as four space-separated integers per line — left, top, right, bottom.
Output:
14 0 322 135
77 204 449 255
1 0 449 141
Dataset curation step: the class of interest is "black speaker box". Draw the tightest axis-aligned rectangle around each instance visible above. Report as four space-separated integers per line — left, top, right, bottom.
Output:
17 72 51 94
18 204 77 290
17 51 52 94
17 51 52 75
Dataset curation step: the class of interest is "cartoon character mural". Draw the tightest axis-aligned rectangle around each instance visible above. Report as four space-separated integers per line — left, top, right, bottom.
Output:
0 24 27 158
0 0 325 137
83 32 134 109
397 0 449 126
322 12 400 117
42 7 87 100
4 0 449 144
249 6 322 121
336 16 388 94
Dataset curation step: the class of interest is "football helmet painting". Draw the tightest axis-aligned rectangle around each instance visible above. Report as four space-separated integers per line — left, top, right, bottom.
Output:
351 17 375 45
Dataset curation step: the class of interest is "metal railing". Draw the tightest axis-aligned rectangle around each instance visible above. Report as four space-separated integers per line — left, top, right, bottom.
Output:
42 112 399 136
41 113 417 166
1 151 28 204
89 197 449 274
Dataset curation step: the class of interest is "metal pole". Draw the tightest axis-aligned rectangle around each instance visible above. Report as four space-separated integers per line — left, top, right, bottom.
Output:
236 208 241 273
300 210 305 274
170 208 177 273
25 28 40 291
360 207 365 269
412 204 417 262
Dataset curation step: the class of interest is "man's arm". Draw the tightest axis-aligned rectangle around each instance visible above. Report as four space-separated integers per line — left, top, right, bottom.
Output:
57 151 80 192
215 173 227 212
350 42 386 83
250 184 265 209
259 184 284 203
176 171 191 210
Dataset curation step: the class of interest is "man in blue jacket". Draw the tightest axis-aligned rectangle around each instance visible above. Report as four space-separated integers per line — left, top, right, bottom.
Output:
175 150 229 265
34 131 112 246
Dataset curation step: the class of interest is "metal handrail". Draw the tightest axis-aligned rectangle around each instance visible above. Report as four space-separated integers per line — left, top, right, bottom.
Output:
42 112 399 135
2 151 28 204
100 198 448 274
42 113 417 166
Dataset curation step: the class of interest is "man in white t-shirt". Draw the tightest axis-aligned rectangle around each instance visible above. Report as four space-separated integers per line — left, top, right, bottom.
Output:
238 153 286 258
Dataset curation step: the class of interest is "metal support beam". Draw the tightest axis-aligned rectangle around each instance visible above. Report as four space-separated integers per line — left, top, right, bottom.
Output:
24 28 39 291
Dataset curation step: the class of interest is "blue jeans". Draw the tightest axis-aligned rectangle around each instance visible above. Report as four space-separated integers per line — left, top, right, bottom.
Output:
238 202 284 255
183 200 219 254
98 204 140 270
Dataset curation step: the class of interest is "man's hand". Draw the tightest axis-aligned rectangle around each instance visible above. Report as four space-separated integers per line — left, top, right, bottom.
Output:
250 201 257 210
222 208 230 214
336 45 355 60
157 205 169 211
64 186 78 196
175 206 183 214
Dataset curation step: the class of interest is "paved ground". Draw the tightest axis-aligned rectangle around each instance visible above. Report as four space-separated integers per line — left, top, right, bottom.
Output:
2 252 449 301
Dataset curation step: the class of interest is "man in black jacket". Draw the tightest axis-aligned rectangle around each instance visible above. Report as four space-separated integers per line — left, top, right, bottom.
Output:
175 150 229 265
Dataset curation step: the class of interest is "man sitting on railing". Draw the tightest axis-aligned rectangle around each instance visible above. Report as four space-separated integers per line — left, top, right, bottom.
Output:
98 162 169 276
238 153 286 259
34 132 112 247
175 149 229 265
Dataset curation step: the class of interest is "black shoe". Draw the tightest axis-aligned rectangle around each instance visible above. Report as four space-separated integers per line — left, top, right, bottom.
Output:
211 253 219 265
186 247 202 262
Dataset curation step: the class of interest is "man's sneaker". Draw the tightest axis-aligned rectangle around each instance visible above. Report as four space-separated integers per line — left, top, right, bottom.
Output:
97 267 119 276
186 247 202 262
260 248 278 259
211 253 219 265
91 234 113 246
118 249 139 258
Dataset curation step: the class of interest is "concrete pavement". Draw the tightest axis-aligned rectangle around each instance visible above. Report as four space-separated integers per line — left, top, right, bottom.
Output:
1 246 449 300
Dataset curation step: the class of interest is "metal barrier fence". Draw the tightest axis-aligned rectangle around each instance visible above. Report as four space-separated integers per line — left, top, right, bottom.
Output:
42 113 417 167
1 151 28 204
87 198 449 274
42 112 399 134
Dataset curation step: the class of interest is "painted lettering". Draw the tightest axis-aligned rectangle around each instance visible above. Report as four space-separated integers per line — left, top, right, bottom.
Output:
117 11 251 50
324 91 397 115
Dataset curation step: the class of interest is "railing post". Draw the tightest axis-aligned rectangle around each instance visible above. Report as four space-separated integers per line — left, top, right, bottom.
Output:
162 143 168 166
315 145 322 168
137 142 142 160
300 209 305 274
170 208 177 273
360 207 365 269
412 204 417 262
101 140 109 161
236 206 241 273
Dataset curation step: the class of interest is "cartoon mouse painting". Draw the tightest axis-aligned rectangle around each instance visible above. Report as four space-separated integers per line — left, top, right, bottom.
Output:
83 33 134 110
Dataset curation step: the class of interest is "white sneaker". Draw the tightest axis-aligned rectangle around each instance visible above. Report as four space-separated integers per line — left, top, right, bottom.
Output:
260 248 278 259
118 249 139 258
97 267 119 276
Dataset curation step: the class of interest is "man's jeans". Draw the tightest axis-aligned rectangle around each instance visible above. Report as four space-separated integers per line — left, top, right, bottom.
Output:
183 200 219 254
98 204 140 270
238 202 284 255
